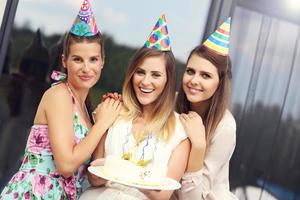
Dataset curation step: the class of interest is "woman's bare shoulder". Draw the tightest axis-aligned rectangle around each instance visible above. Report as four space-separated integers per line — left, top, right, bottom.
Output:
43 83 68 99
41 83 72 108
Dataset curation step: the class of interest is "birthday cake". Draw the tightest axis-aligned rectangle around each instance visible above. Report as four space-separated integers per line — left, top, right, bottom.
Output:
102 155 167 186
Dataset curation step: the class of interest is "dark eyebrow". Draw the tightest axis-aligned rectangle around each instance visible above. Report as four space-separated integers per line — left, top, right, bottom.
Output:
186 67 195 71
71 55 82 58
71 55 100 58
187 66 214 76
136 67 164 74
136 67 145 71
201 70 214 76
151 70 163 74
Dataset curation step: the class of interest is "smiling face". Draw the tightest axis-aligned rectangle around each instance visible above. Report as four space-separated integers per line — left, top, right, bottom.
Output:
132 55 167 110
183 53 220 106
62 41 103 90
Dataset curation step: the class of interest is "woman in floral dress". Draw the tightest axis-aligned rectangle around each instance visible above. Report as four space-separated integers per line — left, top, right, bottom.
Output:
0 0 121 199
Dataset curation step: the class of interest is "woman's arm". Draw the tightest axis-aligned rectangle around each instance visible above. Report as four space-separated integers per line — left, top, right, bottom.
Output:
87 93 122 186
179 111 206 172
87 133 108 186
44 86 121 178
141 139 191 200
181 124 236 199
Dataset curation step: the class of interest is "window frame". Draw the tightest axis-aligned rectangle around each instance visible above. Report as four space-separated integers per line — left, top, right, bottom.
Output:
0 0 18 76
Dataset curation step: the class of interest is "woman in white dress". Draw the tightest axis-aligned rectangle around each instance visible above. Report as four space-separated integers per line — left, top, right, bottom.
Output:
79 15 190 200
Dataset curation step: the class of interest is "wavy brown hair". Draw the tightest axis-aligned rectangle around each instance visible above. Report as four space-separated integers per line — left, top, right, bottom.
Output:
176 45 232 142
121 47 177 140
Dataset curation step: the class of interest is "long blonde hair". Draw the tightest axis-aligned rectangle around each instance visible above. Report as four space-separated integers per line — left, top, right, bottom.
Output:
121 48 176 141
176 45 232 143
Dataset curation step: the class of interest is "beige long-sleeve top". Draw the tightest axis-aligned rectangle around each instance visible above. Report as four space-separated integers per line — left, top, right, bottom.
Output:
174 110 238 200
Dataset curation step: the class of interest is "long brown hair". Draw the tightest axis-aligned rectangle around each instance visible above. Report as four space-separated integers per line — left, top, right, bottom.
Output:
62 32 105 122
121 47 177 140
176 45 232 142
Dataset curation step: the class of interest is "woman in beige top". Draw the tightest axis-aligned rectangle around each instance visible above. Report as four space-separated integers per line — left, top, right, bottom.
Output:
174 18 238 200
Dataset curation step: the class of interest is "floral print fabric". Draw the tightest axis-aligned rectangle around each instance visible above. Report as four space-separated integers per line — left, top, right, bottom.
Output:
0 113 89 200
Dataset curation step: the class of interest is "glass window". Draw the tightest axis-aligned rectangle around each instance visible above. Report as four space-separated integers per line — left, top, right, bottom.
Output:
230 5 300 200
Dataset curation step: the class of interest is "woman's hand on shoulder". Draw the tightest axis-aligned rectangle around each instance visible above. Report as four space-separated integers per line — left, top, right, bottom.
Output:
102 92 122 102
179 111 206 148
93 97 122 129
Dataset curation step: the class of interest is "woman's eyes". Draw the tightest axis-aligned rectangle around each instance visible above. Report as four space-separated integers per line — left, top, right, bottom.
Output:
72 57 99 62
186 68 211 79
152 72 162 78
202 73 211 79
73 57 82 62
135 69 145 75
135 70 162 78
186 68 195 75
90 57 99 62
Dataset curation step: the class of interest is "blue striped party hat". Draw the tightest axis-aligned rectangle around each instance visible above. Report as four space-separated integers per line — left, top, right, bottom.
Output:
203 17 231 56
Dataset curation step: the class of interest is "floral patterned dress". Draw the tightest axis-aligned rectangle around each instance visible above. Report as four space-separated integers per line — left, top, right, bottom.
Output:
0 83 89 200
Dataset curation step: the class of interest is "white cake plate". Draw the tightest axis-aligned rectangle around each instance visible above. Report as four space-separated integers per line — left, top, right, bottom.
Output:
88 166 181 190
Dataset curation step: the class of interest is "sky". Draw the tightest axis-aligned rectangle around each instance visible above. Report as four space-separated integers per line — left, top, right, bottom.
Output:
11 0 211 62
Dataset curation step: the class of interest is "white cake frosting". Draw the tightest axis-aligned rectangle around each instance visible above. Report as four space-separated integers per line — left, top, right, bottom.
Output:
102 155 167 186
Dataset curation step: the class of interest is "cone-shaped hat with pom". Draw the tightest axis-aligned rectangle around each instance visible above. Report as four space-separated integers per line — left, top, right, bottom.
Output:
203 17 231 56
70 0 99 36
144 14 171 51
